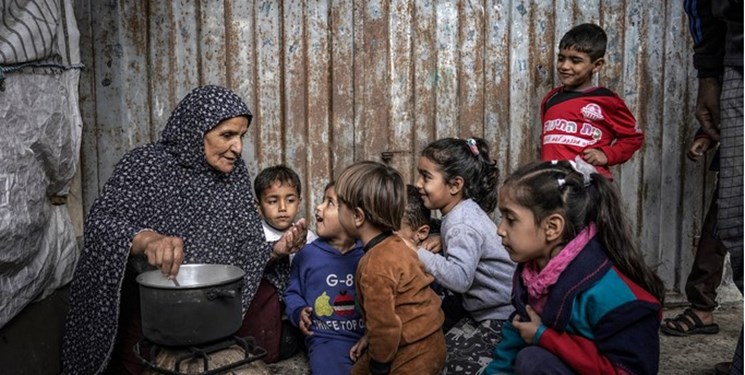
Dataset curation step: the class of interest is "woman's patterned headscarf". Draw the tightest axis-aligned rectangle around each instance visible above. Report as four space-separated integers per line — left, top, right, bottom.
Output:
62 86 285 374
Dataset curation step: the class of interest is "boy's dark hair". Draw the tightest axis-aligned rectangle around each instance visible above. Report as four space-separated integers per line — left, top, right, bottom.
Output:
404 184 431 230
335 161 405 231
559 23 607 61
253 165 301 199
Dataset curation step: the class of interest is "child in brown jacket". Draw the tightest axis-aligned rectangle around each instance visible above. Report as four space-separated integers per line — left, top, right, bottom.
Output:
335 161 446 375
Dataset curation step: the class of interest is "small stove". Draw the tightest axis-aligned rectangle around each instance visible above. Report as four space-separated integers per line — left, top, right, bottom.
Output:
133 335 267 375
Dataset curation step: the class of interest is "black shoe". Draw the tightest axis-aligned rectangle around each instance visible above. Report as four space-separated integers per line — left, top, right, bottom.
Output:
278 319 302 360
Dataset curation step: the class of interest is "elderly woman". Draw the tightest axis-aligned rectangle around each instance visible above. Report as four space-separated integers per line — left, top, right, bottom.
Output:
62 85 305 374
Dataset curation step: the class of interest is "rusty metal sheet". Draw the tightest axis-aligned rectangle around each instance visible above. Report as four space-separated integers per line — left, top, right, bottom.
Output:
306 0 333 215
458 0 485 139
255 1 283 167
389 0 415 182
413 0 436 173
226 0 260 179
434 1 458 137
73 0 723 296
330 0 355 179
199 1 228 87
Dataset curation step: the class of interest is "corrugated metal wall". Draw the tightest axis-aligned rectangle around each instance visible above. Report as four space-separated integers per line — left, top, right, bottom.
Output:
73 0 721 297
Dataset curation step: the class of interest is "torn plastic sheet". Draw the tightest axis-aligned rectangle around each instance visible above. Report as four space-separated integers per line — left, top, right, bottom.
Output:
0 70 81 328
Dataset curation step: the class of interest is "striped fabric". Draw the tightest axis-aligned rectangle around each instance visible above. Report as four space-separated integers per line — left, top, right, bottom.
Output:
0 0 81 84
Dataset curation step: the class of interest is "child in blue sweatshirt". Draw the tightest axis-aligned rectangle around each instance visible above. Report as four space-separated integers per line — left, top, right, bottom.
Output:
283 182 365 375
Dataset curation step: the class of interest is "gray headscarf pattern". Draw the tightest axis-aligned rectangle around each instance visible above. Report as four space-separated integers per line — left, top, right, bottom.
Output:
62 85 288 374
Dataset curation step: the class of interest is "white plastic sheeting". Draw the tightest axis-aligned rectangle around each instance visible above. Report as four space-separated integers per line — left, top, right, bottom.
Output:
0 70 81 328
0 0 81 329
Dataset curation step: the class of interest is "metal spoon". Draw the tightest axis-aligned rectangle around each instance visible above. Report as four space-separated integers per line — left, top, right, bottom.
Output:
170 276 180 287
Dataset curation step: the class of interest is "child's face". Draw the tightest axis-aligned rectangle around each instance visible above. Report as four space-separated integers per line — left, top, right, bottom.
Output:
257 181 301 231
556 48 604 91
415 156 460 214
336 200 360 239
496 188 550 264
315 186 347 240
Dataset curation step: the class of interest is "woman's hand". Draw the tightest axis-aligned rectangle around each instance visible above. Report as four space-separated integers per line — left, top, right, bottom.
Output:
131 231 185 279
272 218 308 260
298 306 314 336
512 305 542 344
349 334 369 362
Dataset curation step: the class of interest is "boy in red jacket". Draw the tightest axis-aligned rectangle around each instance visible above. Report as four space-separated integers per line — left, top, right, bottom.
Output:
540 23 643 179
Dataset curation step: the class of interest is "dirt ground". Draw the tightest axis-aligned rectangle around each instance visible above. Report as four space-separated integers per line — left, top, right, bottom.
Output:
266 303 743 375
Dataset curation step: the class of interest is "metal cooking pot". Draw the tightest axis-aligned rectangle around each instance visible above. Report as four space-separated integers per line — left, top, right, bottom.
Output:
136 264 245 346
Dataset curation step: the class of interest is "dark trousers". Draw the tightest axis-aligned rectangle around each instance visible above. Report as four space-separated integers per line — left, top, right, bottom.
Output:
685 187 727 311
514 346 576 375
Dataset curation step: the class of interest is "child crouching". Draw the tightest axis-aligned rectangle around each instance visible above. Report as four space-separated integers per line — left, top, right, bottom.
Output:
484 159 663 375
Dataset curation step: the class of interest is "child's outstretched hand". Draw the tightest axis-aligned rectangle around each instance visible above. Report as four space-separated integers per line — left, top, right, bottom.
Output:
512 305 542 344
582 148 608 166
298 306 314 336
349 334 369 362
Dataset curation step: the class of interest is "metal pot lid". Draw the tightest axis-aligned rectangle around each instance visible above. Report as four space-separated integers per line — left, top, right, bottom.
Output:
136 264 245 289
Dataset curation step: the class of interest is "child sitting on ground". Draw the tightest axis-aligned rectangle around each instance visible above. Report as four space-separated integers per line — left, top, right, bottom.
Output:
541 23 643 179
396 184 434 247
283 182 365 375
252 164 317 361
337 161 446 375
484 159 663 374
415 137 515 375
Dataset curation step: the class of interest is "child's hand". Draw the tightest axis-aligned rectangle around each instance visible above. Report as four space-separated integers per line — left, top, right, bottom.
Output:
421 234 442 253
512 305 542 344
273 218 308 259
687 137 713 161
349 334 369 362
582 149 608 166
298 306 314 336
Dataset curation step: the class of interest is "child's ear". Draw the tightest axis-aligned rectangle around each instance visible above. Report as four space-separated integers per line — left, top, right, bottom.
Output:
592 57 605 74
448 176 465 196
416 225 431 242
543 213 565 242
353 207 366 228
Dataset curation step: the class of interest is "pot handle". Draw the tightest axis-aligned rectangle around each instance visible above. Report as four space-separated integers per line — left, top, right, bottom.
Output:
205 288 237 300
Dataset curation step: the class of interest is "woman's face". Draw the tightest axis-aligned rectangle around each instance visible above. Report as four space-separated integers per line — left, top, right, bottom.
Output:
203 116 249 173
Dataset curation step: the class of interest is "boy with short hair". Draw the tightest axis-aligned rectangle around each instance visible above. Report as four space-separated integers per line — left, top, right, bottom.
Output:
335 161 446 375
397 184 433 246
254 164 318 244
540 23 644 179
283 182 365 375
252 164 317 361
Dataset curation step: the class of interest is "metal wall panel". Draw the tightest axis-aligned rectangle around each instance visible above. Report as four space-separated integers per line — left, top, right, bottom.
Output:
73 0 726 298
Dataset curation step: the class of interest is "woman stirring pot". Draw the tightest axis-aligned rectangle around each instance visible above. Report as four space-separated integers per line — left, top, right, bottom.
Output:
62 85 306 374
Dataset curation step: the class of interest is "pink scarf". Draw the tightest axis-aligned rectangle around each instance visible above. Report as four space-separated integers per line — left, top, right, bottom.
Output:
521 223 597 314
